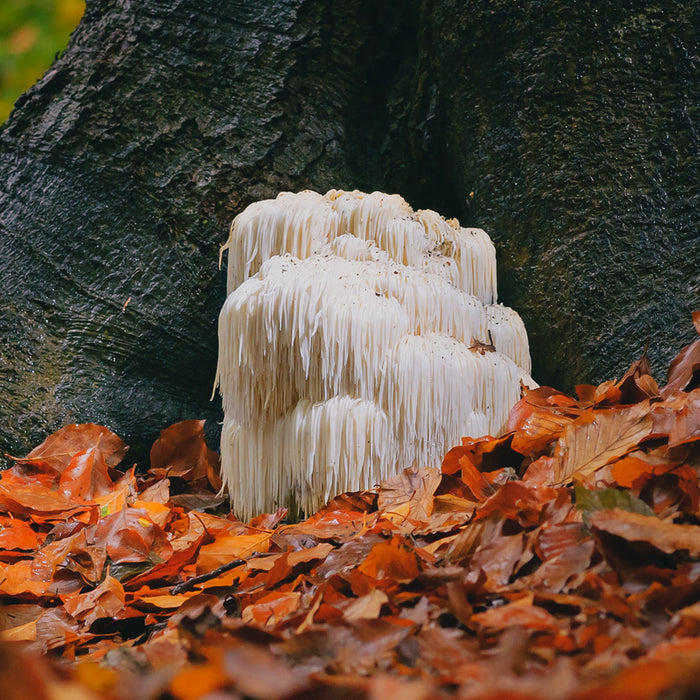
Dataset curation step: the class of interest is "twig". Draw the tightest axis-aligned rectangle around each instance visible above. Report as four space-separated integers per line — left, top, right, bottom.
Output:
171 558 245 594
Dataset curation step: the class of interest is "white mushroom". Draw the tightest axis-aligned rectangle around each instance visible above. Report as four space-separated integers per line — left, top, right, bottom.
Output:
217 190 536 519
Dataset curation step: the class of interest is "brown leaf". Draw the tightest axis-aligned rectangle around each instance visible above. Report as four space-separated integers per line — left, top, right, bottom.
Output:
357 537 422 582
511 407 575 456
467 530 526 588
342 588 389 622
667 389 700 447
94 508 173 564
0 642 54 700
471 599 557 632
589 508 700 557
149 420 221 491
62 575 126 626
475 481 557 527
508 386 581 430
377 467 440 522
551 402 653 487
58 447 116 500
8 424 126 474
662 312 700 398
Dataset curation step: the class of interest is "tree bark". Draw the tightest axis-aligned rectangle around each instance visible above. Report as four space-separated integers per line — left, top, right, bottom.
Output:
0 0 697 458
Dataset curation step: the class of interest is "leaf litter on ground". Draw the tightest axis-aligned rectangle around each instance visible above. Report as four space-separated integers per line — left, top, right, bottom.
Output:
2 318 700 698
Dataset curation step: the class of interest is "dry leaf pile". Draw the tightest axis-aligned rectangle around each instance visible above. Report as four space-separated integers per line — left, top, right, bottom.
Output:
2 313 700 699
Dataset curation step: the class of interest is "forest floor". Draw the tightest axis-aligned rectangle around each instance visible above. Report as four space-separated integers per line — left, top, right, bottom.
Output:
1 313 700 700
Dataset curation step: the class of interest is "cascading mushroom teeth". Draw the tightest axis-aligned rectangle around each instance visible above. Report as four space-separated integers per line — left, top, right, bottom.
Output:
217 189 536 519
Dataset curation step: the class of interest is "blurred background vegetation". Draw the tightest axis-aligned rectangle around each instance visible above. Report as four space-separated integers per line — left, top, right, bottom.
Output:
0 0 84 122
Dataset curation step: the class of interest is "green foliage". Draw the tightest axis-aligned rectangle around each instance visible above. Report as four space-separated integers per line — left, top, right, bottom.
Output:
0 0 84 122
575 484 655 519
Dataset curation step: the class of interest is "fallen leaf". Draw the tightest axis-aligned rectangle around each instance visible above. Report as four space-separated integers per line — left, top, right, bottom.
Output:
196 532 271 573
358 537 422 582
62 575 126 626
242 591 301 627
668 389 700 447
8 424 126 474
476 481 557 527
94 508 173 564
589 509 700 557
150 420 222 491
0 516 45 552
58 447 117 500
377 467 440 522
471 600 557 632
551 402 653 486
169 660 227 700
342 589 389 622
662 312 700 398
575 485 655 517
511 407 575 455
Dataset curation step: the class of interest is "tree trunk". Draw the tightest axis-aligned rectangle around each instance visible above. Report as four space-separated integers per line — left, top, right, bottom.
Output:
1 0 697 459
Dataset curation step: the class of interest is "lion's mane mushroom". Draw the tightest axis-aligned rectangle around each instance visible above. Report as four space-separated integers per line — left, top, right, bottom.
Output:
217 190 535 519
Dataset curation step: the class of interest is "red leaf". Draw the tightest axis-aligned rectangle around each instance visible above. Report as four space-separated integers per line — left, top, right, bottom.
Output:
8 424 126 475
357 537 422 582
662 312 700 398
94 509 173 564
58 447 117 500
475 481 557 527
150 420 222 491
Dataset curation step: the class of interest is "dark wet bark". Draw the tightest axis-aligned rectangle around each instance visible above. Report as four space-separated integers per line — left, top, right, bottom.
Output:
1 0 697 459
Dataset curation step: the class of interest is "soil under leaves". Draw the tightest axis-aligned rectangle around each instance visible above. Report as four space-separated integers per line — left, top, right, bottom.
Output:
2 313 700 700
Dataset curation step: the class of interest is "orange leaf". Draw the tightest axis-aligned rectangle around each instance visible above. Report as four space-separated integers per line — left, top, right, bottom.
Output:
94 508 173 564
242 591 301 627
62 575 125 626
8 423 126 475
0 516 45 552
170 661 228 700
0 470 96 520
58 447 116 500
150 420 221 490
471 599 557 631
137 593 195 609
611 453 661 489
0 561 51 596
196 533 271 573
589 508 700 556
358 537 421 582
551 402 653 487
